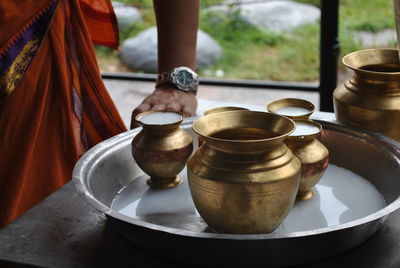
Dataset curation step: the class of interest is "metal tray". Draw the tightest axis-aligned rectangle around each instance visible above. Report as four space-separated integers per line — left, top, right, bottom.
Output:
73 117 400 267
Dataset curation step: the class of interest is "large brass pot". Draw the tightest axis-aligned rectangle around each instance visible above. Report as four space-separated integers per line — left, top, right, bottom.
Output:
334 48 400 141
187 111 301 234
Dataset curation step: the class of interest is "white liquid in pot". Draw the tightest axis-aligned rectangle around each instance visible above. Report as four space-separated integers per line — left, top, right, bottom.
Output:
138 112 182 125
275 107 311 116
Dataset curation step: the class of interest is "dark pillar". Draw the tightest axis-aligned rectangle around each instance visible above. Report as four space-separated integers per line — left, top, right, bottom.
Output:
319 0 340 112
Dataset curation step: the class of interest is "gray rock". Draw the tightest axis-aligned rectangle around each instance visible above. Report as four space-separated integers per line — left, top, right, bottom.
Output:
196 30 223 68
120 27 222 73
120 28 158 73
209 0 320 33
112 1 142 31
352 29 397 48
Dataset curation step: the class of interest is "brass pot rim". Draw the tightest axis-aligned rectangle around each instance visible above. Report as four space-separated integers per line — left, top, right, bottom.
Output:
266 98 315 119
135 110 184 127
287 119 322 140
193 110 296 144
203 106 249 115
342 48 400 74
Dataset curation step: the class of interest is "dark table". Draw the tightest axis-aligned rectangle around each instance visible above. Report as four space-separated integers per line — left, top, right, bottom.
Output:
1 180 400 268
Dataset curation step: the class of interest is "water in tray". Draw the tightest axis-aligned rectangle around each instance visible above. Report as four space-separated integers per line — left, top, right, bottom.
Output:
111 164 386 234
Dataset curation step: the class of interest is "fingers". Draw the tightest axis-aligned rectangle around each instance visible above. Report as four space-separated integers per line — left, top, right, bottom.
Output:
165 102 181 112
130 88 198 129
134 103 151 115
182 106 195 117
130 103 151 129
130 111 141 129
181 93 198 117
151 104 167 111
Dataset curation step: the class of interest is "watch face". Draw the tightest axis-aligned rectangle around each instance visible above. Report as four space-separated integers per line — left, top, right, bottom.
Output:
175 69 194 87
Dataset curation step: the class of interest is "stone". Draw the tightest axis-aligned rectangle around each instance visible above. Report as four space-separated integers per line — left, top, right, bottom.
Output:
120 27 222 73
352 29 397 48
209 0 320 33
112 1 142 31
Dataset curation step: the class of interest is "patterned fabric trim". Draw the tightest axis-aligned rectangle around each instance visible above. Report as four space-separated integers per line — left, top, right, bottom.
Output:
0 0 59 104
63 0 125 151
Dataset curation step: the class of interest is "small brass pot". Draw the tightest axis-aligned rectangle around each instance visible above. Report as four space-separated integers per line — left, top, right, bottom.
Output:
267 98 315 119
187 111 301 234
334 48 400 141
131 111 193 188
285 120 329 201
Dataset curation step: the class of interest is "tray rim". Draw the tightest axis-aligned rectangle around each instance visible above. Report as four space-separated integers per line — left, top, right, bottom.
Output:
73 115 400 240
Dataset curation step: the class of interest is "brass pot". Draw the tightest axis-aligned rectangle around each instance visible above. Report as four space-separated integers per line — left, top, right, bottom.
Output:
334 48 400 141
267 98 315 120
187 111 301 234
285 120 329 201
131 111 193 188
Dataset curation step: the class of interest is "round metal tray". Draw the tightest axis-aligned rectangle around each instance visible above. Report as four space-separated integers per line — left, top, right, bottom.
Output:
73 117 400 267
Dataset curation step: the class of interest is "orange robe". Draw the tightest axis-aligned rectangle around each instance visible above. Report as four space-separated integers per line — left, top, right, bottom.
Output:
0 0 126 227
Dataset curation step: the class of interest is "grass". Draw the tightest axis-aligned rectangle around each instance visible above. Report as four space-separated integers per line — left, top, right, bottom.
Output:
96 0 397 82
340 0 395 32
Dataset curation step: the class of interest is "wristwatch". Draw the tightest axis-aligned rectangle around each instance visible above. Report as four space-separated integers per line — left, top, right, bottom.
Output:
156 66 199 94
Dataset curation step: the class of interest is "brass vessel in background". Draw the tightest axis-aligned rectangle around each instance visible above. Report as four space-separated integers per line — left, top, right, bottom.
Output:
187 111 301 234
334 49 400 141
131 111 193 188
285 120 329 201
267 98 315 119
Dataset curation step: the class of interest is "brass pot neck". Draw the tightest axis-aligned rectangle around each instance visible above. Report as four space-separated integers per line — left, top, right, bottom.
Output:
199 140 291 165
348 70 400 95
342 49 400 95
141 122 181 134
202 136 287 154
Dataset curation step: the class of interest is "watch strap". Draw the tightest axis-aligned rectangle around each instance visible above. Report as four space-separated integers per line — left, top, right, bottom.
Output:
156 70 173 88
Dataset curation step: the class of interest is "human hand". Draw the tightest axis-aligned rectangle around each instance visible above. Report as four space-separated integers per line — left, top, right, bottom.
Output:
130 86 198 129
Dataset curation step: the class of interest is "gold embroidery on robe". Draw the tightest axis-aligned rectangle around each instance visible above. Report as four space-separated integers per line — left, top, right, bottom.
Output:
0 36 40 103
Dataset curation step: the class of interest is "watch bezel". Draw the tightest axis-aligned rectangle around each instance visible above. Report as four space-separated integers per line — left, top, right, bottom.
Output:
170 67 199 92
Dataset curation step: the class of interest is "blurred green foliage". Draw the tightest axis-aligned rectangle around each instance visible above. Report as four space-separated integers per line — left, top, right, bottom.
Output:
340 0 395 32
97 0 397 81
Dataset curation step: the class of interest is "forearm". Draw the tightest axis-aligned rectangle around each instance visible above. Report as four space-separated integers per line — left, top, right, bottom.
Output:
153 0 199 72
130 0 199 127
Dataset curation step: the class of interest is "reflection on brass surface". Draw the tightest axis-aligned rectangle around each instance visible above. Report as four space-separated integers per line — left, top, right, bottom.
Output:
201 106 250 146
334 48 400 141
267 98 315 119
204 106 249 115
187 111 301 234
285 120 329 201
361 63 400 72
131 111 193 189
211 127 276 139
